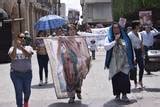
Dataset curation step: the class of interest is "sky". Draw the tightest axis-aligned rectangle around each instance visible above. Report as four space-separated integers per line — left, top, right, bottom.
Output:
61 0 82 15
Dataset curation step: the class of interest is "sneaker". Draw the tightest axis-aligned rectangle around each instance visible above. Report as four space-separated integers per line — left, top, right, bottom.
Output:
147 72 151 75
24 102 28 107
114 95 120 101
68 98 75 103
135 83 138 89
45 78 48 84
38 81 43 86
77 93 82 99
121 95 130 102
139 81 144 89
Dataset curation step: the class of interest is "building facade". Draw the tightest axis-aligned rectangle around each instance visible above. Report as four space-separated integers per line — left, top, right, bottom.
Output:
81 0 113 24
0 0 56 63
60 3 66 18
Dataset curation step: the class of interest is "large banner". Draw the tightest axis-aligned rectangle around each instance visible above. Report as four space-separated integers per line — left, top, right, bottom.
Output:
78 27 109 47
44 37 91 99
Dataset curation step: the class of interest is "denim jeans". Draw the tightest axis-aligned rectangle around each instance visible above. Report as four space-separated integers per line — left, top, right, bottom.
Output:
10 70 32 107
91 50 95 59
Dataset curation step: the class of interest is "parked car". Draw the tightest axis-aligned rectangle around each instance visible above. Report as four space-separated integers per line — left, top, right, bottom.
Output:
144 33 160 72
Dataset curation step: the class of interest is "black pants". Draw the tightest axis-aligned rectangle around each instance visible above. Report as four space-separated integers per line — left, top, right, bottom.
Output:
37 54 49 81
112 72 130 96
91 50 95 59
134 49 144 83
144 46 152 74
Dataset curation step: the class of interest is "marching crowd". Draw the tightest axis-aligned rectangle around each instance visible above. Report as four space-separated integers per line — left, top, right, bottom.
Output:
8 20 160 107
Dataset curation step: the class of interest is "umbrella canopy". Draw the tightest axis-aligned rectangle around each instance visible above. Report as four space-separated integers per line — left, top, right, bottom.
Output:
34 15 65 31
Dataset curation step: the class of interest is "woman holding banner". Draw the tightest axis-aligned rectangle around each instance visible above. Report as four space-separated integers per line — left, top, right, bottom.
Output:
57 24 90 103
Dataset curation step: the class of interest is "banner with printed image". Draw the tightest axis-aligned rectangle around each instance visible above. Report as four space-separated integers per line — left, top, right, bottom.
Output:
44 37 91 99
139 11 152 26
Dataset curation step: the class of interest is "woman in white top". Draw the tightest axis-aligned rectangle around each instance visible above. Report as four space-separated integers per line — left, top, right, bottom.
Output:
128 21 144 88
8 33 34 107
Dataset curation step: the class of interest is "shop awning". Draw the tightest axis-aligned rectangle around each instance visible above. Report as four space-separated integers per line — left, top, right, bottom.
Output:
0 8 8 20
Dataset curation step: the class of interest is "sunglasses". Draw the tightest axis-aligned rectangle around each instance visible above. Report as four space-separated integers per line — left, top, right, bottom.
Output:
18 36 25 39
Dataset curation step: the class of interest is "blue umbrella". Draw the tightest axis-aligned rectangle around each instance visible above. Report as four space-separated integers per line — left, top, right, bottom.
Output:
34 15 65 31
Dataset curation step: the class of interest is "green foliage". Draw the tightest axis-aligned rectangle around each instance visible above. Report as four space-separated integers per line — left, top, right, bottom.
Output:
112 0 160 20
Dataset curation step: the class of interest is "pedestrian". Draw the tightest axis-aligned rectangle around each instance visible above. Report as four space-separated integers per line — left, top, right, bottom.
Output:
85 23 92 33
24 31 32 46
104 22 134 102
90 39 97 60
34 31 49 86
8 33 34 107
140 24 160 74
128 21 144 88
58 24 88 103
55 27 64 36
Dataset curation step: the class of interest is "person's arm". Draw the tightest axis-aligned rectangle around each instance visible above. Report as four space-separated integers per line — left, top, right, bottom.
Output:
104 37 116 51
20 46 33 57
8 47 16 60
151 27 160 36
8 39 17 60
16 39 33 57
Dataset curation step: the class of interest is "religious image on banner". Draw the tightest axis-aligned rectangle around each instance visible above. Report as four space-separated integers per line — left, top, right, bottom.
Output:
43 37 91 99
139 11 152 26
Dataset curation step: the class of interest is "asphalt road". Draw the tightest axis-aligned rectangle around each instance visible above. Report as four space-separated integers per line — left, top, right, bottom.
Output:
1 50 160 107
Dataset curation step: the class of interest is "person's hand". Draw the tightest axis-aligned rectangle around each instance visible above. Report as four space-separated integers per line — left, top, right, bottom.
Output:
115 34 120 41
16 40 22 48
134 59 137 65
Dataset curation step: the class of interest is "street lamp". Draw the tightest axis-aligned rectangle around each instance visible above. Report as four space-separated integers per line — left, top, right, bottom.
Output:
17 0 22 32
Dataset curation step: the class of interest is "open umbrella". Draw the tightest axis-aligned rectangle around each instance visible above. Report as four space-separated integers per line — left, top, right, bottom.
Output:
34 15 65 31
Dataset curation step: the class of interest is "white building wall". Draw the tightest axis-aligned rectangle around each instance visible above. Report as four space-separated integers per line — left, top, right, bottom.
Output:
81 0 111 4
82 0 113 24
60 3 66 18
85 0 111 3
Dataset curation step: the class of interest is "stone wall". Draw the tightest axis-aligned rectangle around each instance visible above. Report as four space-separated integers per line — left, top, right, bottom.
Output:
0 0 53 43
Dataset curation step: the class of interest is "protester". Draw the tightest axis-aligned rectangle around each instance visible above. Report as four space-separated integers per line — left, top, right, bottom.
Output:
140 24 160 74
8 33 34 107
55 27 64 36
24 31 32 46
85 23 92 33
34 31 49 86
58 24 89 103
128 21 144 88
90 39 97 60
104 22 134 102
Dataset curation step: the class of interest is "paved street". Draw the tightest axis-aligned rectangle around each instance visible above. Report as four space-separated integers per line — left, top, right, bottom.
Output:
1 50 160 107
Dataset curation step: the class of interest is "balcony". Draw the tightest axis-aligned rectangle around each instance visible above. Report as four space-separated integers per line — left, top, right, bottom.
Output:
37 0 51 7
84 0 111 4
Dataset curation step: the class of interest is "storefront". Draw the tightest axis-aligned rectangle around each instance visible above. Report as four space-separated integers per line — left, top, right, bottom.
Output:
0 8 12 63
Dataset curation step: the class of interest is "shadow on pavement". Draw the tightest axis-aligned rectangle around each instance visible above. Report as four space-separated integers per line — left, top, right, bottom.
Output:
31 83 54 89
48 101 88 107
103 99 137 107
145 88 160 92
131 88 144 93
144 73 159 77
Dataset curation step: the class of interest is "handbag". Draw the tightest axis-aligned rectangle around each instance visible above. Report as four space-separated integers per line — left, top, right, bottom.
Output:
129 66 137 80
